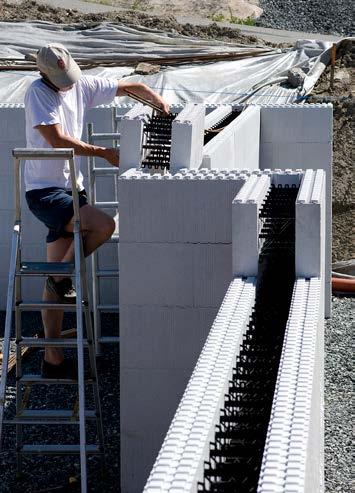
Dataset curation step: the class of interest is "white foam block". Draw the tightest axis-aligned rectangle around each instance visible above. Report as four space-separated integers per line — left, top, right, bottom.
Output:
202 106 260 170
170 103 205 171
118 172 247 243
260 105 332 143
119 243 232 307
232 175 270 277
120 367 192 493
120 306 216 370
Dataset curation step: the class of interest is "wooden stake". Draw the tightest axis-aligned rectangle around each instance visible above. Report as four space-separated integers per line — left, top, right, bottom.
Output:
330 43 336 90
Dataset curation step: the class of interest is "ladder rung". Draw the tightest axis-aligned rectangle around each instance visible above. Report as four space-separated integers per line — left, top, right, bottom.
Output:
107 234 119 244
20 444 101 455
19 261 74 276
17 338 90 348
92 167 119 175
90 133 120 141
96 270 119 278
5 410 96 425
19 302 77 311
98 336 120 344
19 375 93 385
15 409 96 420
94 201 119 208
97 304 119 311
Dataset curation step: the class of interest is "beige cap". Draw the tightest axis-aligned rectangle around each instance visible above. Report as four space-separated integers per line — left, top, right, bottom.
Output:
37 43 81 89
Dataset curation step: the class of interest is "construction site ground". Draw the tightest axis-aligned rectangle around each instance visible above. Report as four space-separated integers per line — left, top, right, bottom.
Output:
0 2 353 492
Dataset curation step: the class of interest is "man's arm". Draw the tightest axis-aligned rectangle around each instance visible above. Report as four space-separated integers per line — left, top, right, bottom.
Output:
36 123 119 166
117 80 170 115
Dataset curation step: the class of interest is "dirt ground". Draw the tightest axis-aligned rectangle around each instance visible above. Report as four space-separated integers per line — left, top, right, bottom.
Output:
0 0 266 44
0 1 353 261
81 0 263 19
308 40 354 262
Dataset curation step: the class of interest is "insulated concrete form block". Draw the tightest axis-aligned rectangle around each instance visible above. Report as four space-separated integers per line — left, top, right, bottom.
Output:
204 104 232 129
119 104 151 174
118 169 248 243
202 106 260 170
0 104 25 142
170 103 205 172
143 278 256 493
258 278 324 493
120 367 192 493
260 104 332 144
296 169 326 278
232 174 271 277
119 243 232 307
120 306 216 371
296 169 327 320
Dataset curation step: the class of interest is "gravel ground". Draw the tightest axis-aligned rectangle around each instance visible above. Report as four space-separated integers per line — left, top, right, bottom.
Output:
325 297 353 493
0 312 119 493
257 0 352 36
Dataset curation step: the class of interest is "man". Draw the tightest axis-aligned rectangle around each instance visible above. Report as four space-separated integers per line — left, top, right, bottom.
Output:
25 43 169 378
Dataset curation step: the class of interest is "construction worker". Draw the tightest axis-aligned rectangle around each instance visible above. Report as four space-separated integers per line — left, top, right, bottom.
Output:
25 43 169 378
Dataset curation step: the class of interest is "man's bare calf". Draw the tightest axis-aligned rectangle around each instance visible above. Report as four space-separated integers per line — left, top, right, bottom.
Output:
42 204 115 365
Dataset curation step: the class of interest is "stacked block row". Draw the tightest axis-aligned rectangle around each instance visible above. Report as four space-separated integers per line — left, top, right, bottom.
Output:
119 168 251 492
202 105 260 171
258 277 324 493
143 277 256 492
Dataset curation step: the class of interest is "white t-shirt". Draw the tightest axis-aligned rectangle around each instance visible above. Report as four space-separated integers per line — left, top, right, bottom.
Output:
24 75 118 191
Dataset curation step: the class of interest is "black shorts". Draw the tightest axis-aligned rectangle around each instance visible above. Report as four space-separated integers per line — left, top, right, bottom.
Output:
25 187 88 243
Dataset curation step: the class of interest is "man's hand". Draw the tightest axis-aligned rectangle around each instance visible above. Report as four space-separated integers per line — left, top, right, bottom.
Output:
117 80 170 116
102 148 119 167
156 96 170 116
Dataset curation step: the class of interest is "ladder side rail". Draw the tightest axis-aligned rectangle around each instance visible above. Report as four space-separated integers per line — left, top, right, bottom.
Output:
87 123 102 354
14 154 23 471
69 155 88 493
0 225 20 446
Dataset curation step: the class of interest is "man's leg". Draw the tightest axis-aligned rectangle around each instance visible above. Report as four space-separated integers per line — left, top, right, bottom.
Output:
42 205 115 365
42 236 73 365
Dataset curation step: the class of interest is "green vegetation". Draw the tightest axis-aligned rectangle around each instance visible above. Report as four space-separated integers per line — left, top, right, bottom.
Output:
209 8 256 26
209 13 226 22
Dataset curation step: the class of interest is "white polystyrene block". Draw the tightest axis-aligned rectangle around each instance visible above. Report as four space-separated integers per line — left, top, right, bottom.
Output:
118 174 247 243
193 244 232 307
296 169 326 279
170 104 205 172
232 174 270 277
260 106 332 144
121 368 192 493
119 104 152 174
119 243 232 307
0 106 26 142
204 105 232 129
202 106 260 171
120 306 216 370
260 142 332 171
0 141 27 176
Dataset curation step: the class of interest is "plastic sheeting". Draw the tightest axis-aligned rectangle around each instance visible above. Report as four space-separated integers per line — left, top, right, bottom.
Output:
0 21 335 104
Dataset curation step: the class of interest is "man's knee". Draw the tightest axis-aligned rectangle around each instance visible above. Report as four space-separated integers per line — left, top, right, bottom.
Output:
97 215 115 240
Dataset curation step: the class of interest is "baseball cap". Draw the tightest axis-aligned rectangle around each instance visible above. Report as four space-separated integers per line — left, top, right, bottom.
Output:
36 43 81 89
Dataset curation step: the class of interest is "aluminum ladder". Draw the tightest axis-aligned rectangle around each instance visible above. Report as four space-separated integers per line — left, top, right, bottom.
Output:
0 148 105 493
87 118 120 355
